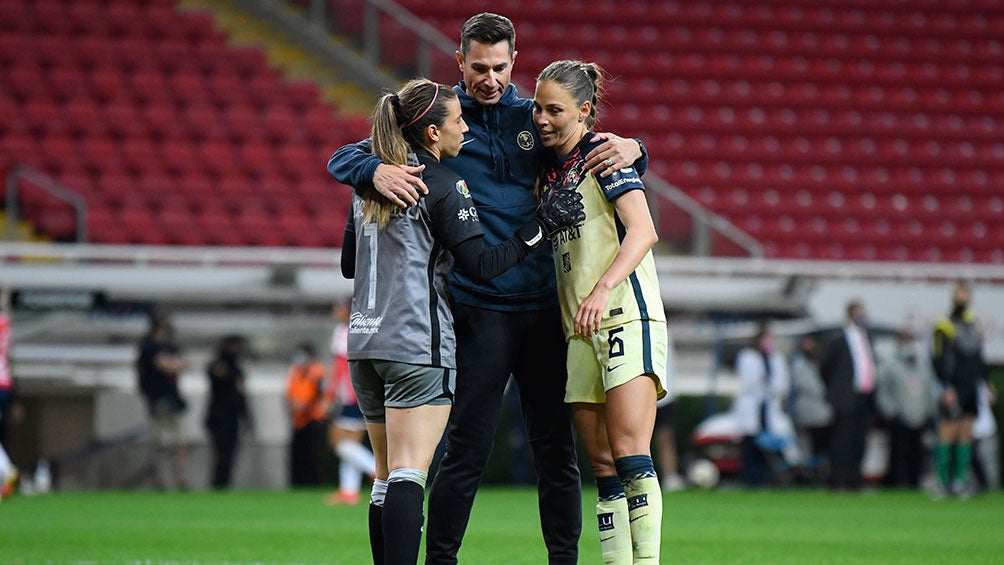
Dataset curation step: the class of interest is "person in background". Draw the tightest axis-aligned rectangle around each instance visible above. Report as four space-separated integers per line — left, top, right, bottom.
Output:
788 334 833 479
653 397 683 492
931 282 996 498
733 323 792 487
204 334 250 489
325 302 375 506
286 342 327 487
653 332 684 491
875 329 938 489
136 312 190 491
0 288 19 501
971 383 999 492
820 300 876 491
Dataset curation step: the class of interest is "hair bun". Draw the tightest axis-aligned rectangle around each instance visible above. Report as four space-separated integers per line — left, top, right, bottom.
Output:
389 94 406 126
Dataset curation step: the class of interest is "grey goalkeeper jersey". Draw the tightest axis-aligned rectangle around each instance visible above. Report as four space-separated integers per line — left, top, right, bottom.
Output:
346 151 483 368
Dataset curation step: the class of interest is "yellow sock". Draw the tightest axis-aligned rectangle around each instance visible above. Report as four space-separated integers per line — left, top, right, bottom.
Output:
617 456 663 565
597 496 632 565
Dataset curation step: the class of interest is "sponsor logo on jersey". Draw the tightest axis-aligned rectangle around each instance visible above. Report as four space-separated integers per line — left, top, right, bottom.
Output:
349 312 383 334
602 175 641 192
628 494 649 511
457 207 479 222
390 205 422 220
550 225 582 251
609 307 623 317
562 252 572 273
517 130 534 150
456 179 471 198
597 512 615 532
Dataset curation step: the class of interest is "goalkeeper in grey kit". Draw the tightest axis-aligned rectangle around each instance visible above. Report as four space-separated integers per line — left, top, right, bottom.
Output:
339 78 583 565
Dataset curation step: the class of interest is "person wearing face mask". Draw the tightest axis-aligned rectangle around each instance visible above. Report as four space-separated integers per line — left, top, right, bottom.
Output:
820 300 877 491
875 329 938 489
931 282 996 498
204 335 251 489
733 323 792 487
286 342 327 487
789 334 833 478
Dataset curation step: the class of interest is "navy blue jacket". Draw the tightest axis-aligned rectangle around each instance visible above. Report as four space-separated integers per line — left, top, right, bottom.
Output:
327 82 647 311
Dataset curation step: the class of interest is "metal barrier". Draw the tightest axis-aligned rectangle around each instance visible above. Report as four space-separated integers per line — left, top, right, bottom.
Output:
5 164 88 243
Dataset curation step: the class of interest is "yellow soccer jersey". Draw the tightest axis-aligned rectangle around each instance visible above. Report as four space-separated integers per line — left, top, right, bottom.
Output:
541 132 666 340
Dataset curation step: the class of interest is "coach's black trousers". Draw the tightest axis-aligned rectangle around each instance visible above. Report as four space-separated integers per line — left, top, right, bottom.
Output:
426 304 581 565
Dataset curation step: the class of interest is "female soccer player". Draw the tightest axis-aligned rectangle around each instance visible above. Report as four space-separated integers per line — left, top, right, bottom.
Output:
533 61 668 565
342 78 583 564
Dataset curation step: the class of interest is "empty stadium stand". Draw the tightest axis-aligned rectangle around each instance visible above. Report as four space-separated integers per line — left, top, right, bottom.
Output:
0 0 363 246
394 0 1004 263
3 0 1002 261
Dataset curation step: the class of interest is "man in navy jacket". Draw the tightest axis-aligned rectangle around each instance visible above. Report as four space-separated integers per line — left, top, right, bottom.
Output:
328 13 647 564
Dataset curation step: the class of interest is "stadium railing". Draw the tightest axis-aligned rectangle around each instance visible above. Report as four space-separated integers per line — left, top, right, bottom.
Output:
5 164 88 243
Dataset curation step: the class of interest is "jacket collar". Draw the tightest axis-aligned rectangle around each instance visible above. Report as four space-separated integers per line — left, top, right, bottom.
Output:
455 82 520 113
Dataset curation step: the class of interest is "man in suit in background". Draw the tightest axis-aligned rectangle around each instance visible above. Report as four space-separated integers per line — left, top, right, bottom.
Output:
820 300 877 491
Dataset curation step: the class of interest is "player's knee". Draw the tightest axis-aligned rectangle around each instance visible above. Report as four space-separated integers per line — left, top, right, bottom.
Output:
388 467 428 489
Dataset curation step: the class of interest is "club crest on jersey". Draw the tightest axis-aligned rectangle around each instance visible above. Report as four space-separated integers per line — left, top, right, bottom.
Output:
455 179 471 198
564 169 580 187
517 130 534 150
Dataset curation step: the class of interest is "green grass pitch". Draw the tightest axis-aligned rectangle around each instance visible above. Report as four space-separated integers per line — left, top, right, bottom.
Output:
1 488 1002 563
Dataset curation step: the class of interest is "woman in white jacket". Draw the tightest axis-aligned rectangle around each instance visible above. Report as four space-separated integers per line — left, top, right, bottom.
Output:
733 324 798 486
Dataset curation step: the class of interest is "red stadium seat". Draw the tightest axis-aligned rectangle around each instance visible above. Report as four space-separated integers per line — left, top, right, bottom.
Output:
7 0 1001 254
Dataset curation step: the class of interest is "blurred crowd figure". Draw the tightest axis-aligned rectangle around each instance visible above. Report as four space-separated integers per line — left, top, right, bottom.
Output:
653 334 684 492
204 335 251 489
324 303 375 505
286 342 327 487
788 334 832 474
875 329 938 488
1 289 20 501
653 398 684 492
930 283 996 497
136 312 191 491
819 300 876 491
734 324 797 487
732 282 998 496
